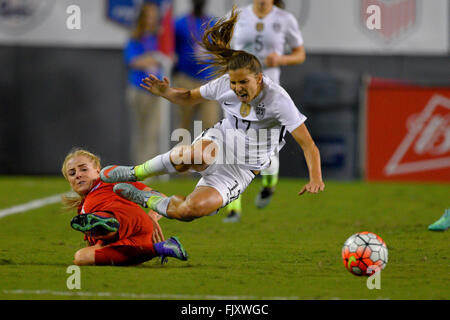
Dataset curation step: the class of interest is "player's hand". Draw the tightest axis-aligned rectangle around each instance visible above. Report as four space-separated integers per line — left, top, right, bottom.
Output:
298 180 325 196
149 213 165 243
140 75 170 97
265 52 283 68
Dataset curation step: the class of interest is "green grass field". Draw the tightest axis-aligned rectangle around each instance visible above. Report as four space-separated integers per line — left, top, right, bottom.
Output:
0 176 448 300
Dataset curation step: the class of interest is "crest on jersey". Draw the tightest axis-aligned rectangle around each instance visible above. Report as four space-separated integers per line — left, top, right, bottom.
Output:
272 22 281 33
255 22 264 32
255 103 265 120
240 103 251 118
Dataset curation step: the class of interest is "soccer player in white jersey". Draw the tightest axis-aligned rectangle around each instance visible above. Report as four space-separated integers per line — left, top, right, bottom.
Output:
223 0 306 222
100 8 324 222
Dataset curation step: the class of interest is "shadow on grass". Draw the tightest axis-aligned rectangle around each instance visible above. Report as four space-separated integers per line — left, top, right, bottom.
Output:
0 258 228 270
0 260 199 268
0 259 72 267
137 263 196 269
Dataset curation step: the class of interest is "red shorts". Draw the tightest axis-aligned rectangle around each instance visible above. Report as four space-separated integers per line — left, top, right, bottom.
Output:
94 233 156 266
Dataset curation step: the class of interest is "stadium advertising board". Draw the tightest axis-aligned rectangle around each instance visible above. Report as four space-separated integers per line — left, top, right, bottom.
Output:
0 0 447 54
365 78 450 182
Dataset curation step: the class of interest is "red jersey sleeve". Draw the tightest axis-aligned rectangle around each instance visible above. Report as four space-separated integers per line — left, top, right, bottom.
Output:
132 181 151 191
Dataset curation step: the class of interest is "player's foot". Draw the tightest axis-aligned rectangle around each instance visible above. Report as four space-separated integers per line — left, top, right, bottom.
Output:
222 210 241 223
70 213 120 236
113 183 162 208
255 187 275 209
428 209 450 231
155 237 188 263
100 165 137 183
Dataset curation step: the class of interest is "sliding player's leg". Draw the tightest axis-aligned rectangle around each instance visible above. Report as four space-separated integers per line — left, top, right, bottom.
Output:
114 184 223 222
71 212 188 265
100 139 218 183
74 236 188 266
73 243 104 266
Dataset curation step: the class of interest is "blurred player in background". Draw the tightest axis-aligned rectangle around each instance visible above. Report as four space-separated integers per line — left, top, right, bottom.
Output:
223 0 306 222
428 208 450 231
100 7 323 223
62 148 188 266
173 0 220 135
124 2 165 164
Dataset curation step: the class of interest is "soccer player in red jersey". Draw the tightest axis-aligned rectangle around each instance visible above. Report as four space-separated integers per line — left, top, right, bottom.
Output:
61 148 188 266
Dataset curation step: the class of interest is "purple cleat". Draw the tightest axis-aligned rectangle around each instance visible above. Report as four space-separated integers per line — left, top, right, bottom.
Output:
154 237 188 264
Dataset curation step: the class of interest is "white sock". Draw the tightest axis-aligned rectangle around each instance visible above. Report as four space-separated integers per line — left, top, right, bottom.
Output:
150 196 173 219
161 150 177 173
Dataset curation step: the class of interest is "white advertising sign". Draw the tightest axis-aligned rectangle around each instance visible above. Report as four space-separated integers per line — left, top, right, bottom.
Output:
0 0 447 54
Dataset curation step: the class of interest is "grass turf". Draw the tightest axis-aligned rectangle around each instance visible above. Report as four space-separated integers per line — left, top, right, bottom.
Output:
0 176 448 300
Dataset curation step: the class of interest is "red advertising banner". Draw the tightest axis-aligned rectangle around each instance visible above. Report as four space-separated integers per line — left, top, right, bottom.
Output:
365 78 450 182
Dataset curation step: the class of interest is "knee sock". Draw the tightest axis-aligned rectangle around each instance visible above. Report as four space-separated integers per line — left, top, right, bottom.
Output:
134 151 176 180
262 173 278 189
225 196 242 213
261 153 279 189
147 196 173 219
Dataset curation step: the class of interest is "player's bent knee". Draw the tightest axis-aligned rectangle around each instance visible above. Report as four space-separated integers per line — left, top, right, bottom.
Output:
73 248 96 266
170 145 193 170
191 163 209 172
190 140 218 171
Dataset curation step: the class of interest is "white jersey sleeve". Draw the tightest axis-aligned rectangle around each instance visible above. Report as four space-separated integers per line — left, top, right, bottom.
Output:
285 12 304 49
275 93 307 133
199 75 229 100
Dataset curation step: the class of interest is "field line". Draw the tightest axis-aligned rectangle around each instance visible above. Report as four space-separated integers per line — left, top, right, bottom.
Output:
0 194 64 219
2 289 299 300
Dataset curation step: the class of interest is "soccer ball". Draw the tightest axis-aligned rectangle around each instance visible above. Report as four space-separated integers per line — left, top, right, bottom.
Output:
341 232 388 276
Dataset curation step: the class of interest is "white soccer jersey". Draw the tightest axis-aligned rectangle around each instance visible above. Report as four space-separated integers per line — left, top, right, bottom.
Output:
199 74 306 170
231 4 304 84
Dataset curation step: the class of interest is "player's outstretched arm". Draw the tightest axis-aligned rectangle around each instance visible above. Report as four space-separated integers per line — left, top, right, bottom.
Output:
141 186 165 242
290 123 325 195
140 74 207 107
265 46 306 68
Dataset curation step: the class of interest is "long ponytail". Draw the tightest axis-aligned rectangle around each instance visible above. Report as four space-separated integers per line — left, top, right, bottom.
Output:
197 6 262 78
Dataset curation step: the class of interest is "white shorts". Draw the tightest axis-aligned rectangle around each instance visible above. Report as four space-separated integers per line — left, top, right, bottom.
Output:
196 160 256 208
261 152 280 175
192 126 256 208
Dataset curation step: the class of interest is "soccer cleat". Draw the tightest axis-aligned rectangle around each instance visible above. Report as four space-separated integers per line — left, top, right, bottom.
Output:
100 165 137 183
156 237 188 263
428 209 450 231
255 187 275 209
113 183 162 208
70 213 120 236
222 210 241 223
